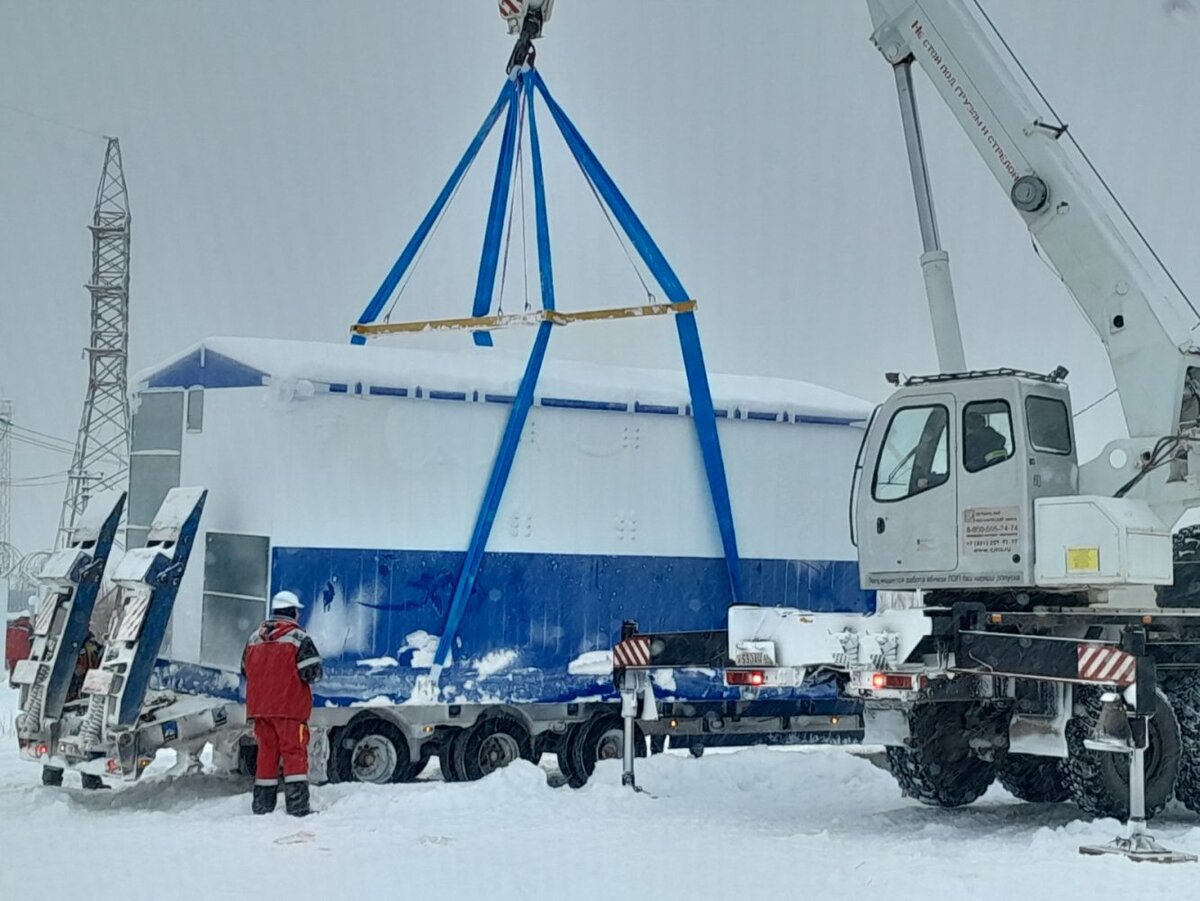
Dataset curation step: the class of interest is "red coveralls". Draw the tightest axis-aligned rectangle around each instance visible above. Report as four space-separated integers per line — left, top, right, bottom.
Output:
242 618 322 785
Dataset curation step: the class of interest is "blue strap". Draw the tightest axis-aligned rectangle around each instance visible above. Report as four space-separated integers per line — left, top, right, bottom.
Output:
531 71 742 601
470 78 522 347
525 76 555 312
433 320 554 669
350 83 512 345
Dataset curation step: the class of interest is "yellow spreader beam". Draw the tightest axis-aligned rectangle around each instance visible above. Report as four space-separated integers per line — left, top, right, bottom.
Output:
349 300 697 338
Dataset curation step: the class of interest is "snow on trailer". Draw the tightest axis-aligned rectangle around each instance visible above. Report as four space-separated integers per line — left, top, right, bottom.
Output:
126 336 876 783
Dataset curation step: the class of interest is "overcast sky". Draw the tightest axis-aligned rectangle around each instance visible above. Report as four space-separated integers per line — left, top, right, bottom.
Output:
2 1 1198 553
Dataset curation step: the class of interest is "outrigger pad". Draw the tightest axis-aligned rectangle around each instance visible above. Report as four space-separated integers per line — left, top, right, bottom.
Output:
1079 836 1198 864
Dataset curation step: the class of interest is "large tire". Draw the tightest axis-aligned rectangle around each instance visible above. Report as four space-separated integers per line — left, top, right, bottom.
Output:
329 717 421 785
1064 685 1180 820
569 714 646 787
453 715 534 781
1162 674 1200 814
885 702 998 808
997 753 1069 803
557 722 588 789
439 729 468 783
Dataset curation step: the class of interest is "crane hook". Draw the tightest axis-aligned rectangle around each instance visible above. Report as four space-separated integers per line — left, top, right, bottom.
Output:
506 7 543 74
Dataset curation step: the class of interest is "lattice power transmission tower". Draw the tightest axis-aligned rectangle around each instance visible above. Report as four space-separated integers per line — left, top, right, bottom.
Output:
0 399 12 547
58 138 132 547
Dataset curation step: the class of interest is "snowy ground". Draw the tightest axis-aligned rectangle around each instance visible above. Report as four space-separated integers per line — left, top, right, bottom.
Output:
4 686 1200 901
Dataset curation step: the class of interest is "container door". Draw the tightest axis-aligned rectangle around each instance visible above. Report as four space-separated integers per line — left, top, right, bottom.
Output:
857 394 958 581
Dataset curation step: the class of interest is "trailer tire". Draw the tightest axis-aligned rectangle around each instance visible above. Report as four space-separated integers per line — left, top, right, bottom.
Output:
330 717 420 785
1164 672 1200 814
996 753 1069 803
439 729 468 783
1064 685 1180 820
557 724 585 788
885 702 997 808
569 714 646 787
454 715 534 781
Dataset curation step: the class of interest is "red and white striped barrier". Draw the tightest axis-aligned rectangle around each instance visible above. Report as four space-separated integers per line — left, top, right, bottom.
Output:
613 635 651 668
1077 643 1137 686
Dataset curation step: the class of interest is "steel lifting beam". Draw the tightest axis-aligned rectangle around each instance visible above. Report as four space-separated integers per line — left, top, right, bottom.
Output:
350 300 696 337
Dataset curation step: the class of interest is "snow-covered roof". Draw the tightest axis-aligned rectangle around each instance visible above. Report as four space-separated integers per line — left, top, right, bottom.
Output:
134 337 873 425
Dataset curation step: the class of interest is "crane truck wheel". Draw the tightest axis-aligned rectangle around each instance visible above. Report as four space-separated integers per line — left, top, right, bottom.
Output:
1161 674 1200 814
996 754 1069 803
329 716 422 785
1063 685 1180 820
885 702 998 808
453 714 535 781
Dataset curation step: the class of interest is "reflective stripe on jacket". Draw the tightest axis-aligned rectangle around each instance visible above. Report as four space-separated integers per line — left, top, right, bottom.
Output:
241 617 322 720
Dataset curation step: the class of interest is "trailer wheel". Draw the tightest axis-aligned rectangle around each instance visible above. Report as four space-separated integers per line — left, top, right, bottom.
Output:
1164 672 1200 814
996 753 1069 803
330 717 420 785
454 715 534 781
1064 685 1180 820
569 714 646 787
886 702 997 808
439 729 468 783
238 742 258 779
557 722 588 788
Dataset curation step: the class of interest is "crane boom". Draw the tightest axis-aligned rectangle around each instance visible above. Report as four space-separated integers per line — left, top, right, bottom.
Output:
867 0 1200 446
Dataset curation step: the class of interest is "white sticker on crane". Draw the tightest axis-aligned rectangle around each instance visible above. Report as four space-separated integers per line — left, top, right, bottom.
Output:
963 506 1020 554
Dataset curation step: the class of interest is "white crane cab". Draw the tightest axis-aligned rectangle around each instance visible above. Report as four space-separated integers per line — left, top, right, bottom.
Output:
854 369 1173 607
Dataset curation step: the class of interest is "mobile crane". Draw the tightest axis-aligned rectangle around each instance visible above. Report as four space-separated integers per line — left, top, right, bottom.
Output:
614 0 1200 860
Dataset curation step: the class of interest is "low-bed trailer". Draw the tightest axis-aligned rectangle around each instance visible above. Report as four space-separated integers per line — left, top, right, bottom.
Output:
14 340 877 787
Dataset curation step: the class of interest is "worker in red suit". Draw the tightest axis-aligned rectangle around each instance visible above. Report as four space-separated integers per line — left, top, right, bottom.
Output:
5 610 33 681
241 590 323 816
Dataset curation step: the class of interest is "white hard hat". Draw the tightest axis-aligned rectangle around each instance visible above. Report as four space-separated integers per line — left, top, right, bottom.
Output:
271 590 303 613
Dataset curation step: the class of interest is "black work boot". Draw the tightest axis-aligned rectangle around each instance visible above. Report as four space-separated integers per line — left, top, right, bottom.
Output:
283 780 311 817
251 783 278 815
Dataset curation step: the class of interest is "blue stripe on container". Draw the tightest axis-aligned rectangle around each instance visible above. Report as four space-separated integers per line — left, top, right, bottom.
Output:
795 415 861 426
540 397 628 412
428 390 468 401
368 386 409 397
633 402 680 415
328 383 348 394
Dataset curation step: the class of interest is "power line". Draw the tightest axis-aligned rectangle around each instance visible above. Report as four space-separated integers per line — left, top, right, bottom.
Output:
7 422 74 449
9 433 75 456
0 100 107 141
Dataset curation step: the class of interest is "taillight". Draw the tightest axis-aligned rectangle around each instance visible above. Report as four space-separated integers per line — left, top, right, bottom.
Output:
35 743 49 758
106 759 121 774
871 672 916 691
726 669 765 687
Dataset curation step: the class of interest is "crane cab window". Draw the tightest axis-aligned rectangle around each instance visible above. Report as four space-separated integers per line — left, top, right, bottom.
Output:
872 405 950 501
963 400 1013 473
1026 395 1072 454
